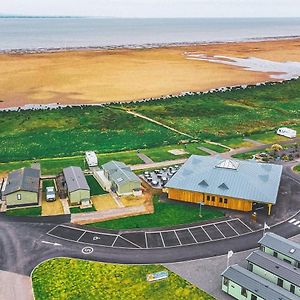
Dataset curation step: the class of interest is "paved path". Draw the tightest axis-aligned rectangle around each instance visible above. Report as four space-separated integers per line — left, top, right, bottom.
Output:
130 158 187 171
0 270 34 300
125 110 195 139
137 153 154 164
109 191 124 208
198 146 217 155
243 138 264 146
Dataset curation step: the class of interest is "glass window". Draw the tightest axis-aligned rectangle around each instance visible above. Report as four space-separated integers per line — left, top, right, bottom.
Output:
212 196 215 202
219 197 223 203
260 245 265 252
283 258 291 264
224 198 228 204
290 285 295 294
223 277 229 287
251 295 257 300
277 278 283 287
17 194 22 200
206 195 210 201
273 251 278 258
248 263 253 272
241 287 247 297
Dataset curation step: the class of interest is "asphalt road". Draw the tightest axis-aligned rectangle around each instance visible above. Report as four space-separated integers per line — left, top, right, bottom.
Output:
0 164 299 276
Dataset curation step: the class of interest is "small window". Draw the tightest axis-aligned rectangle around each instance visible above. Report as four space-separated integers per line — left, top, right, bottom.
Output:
223 277 229 287
219 197 223 203
283 258 291 264
290 285 295 294
241 287 247 297
206 195 210 201
17 194 22 200
212 196 215 202
297 262 300 268
251 295 257 300
248 263 253 272
224 198 228 204
260 245 265 252
273 251 278 258
277 278 283 287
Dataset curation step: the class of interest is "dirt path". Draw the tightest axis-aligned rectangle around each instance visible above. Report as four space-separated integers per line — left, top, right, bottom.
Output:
130 158 188 171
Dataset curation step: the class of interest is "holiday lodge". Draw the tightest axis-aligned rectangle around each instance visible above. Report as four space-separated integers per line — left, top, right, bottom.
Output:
165 155 282 215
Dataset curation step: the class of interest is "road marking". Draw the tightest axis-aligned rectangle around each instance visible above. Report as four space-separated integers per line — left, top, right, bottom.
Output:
173 230 182 245
111 236 119 247
293 221 300 226
213 224 226 238
160 232 166 247
201 226 212 241
226 221 240 236
145 232 148 249
237 219 254 232
93 236 101 241
77 231 87 242
187 228 198 243
41 240 62 246
119 236 142 249
289 218 297 223
82 246 94 254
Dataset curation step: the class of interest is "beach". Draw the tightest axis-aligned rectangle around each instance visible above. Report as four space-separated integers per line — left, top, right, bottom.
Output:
0 38 300 109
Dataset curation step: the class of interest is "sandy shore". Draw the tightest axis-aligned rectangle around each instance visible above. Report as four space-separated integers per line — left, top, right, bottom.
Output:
0 38 300 109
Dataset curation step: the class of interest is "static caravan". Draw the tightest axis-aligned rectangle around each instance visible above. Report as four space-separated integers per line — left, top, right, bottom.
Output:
277 127 297 139
85 151 98 168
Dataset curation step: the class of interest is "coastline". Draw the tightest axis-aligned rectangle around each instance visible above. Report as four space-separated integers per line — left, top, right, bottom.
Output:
1 37 300 109
1 35 299 55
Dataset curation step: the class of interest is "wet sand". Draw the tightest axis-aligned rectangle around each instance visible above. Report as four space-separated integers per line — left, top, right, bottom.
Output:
0 38 300 108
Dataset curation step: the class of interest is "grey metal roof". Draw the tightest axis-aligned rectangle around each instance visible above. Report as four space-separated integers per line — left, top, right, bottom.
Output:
221 264 299 300
258 232 300 262
247 250 300 286
102 161 130 174
4 168 40 195
63 166 90 193
165 155 282 204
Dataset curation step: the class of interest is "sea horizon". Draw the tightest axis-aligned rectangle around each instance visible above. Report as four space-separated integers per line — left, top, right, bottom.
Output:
1 17 300 51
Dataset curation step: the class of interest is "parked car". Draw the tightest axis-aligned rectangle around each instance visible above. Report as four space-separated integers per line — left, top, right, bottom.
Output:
46 186 56 202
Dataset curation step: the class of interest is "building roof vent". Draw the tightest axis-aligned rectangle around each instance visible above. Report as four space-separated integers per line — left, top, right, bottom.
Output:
218 183 229 190
215 159 239 170
198 180 209 187
290 248 295 254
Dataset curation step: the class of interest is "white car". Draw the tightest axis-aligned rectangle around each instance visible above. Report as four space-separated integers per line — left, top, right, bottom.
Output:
46 186 56 202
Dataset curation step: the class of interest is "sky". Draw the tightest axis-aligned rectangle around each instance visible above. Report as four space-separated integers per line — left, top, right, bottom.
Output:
1 0 300 18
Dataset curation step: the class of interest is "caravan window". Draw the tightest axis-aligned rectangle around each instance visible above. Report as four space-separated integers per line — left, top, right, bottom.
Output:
17 194 22 200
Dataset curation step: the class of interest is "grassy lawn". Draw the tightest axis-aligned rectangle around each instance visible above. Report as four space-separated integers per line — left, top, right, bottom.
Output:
89 196 224 230
199 142 229 153
220 137 254 149
232 150 261 160
42 179 54 191
70 206 96 214
5 206 41 217
32 258 214 300
85 175 107 196
294 165 300 173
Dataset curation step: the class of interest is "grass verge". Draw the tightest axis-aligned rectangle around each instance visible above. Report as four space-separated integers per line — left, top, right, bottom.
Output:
70 206 96 214
5 206 41 217
85 175 107 196
32 258 215 300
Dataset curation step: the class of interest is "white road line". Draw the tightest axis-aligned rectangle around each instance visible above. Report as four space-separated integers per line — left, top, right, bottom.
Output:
213 224 226 238
173 231 182 245
119 236 142 249
59 224 118 237
226 221 240 236
186 218 239 231
160 232 166 247
236 219 254 232
187 228 198 243
293 221 300 226
111 236 119 247
47 224 59 234
289 218 297 223
201 226 212 241
145 232 148 249
76 231 87 242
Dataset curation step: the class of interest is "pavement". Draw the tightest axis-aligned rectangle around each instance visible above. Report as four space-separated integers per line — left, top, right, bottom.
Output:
137 153 154 164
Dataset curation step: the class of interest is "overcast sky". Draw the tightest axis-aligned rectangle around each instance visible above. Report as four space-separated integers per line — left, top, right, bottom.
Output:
1 0 300 18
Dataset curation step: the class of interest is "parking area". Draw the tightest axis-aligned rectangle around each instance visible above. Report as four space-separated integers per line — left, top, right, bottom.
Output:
140 165 181 189
47 218 254 249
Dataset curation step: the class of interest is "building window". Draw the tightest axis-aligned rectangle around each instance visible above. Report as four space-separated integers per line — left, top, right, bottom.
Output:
206 195 210 201
224 198 228 204
251 295 257 300
219 197 223 203
260 245 265 252
212 196 215 202
273 251 278 258
283 258 291 264
241 287 247 297
223 277 229 287
297 262 300 268
248 263 253 272
277 278 283 287
290 285 295 294
17 194 22 200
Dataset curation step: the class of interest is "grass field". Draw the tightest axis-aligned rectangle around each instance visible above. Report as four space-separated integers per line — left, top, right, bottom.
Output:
69 206 96 214
89 196 224 230
42 179 54 191
5 206 41 217
125 80 300 141
32 258 214 300
294 165 300 173
85 175 107 196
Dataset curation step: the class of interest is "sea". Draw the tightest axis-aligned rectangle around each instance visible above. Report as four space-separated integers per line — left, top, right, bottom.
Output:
0 17 300 51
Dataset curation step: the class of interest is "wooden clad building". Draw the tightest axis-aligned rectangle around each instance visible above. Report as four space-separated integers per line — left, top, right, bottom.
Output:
165 155 282 215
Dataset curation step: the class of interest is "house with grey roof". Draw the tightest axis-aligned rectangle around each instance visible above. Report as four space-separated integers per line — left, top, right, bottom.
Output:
2 167 40 208
102 161 141 196
258 232 300 268
221 264 299 300
165 155 282 215
246 250 300 296
63 166 90 206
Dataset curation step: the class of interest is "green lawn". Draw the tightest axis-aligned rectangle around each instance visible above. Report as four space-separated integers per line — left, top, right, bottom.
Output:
232 150 261 160
294 165 300 173
89 196 224 230
199 142 229 153
42 179 54 191
70 206 96 214
5 206 41 217
85 175 107 196
32 258 214 300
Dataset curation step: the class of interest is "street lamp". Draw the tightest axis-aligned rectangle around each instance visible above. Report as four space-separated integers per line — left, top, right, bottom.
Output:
199 201 205 218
